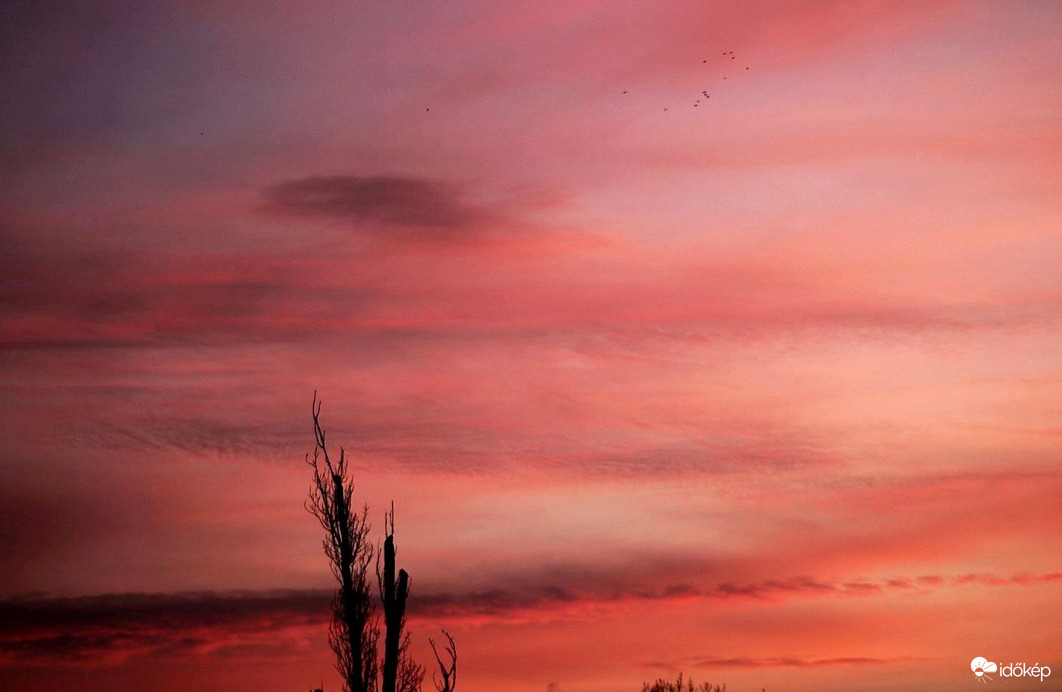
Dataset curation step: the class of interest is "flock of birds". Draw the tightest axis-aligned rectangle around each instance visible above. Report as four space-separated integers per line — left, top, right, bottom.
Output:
420 51 750 114
628 50 750 111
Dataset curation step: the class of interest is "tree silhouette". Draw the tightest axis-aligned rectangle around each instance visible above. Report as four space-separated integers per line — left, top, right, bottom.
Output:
307 393 377 692
307 394 454 692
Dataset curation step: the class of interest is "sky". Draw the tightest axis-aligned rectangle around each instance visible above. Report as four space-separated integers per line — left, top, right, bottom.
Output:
0 1 1060 691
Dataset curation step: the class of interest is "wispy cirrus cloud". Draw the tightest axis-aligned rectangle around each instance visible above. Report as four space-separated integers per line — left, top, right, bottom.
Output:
4 198 1055 355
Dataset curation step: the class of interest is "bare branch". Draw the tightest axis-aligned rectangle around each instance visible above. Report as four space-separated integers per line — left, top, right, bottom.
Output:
429 630 457 692
396 631 426 692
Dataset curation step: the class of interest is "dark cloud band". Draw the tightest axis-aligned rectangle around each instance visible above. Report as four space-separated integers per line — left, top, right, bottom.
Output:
2 571 1055 665
264 175 490 235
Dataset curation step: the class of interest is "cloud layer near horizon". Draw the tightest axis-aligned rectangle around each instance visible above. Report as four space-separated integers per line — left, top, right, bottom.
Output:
3 569 1058 666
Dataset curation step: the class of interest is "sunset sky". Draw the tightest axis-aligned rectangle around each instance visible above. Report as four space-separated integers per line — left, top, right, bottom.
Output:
1 1 1060 691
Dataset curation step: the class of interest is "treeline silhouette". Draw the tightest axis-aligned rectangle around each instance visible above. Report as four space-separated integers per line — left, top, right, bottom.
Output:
638 673 726 692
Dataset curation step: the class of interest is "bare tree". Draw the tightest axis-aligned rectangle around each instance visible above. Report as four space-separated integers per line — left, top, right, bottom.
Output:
308 394 455 692
306 393 379 692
